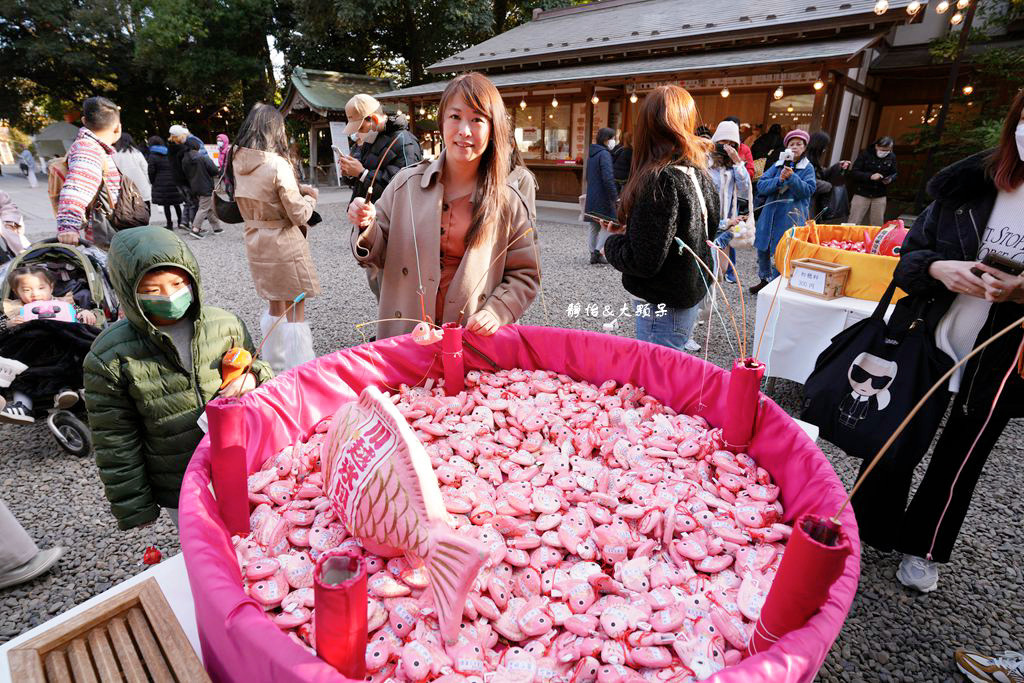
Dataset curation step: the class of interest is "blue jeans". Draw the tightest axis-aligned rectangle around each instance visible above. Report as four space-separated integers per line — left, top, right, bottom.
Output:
757 249 780 282
713 230 737 280
633 298 700 351
587 221 608 252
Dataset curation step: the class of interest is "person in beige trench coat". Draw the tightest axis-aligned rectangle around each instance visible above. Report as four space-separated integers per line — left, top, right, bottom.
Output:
348 73 540 341
232 103 320 371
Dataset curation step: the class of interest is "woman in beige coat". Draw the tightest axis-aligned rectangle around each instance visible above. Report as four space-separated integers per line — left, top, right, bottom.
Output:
349 72 540 340
232 103 320 371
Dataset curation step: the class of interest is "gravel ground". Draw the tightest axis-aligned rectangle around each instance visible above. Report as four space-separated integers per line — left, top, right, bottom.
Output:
1 198 1021 681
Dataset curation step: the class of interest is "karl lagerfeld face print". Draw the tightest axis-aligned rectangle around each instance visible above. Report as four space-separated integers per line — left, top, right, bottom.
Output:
837 352 898 430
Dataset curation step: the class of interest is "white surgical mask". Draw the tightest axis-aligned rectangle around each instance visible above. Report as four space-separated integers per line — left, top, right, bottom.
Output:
876 149 891 158
606 139 616 149
1015 121 1024 162
359 130 379 145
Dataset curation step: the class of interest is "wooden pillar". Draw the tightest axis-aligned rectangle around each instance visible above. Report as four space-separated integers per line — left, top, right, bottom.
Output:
407 100 417 139
581 83 595 200
309 124 318 187
810 67 828 133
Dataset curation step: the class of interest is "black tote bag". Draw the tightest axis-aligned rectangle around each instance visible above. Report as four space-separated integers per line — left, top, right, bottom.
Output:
800 280 954 461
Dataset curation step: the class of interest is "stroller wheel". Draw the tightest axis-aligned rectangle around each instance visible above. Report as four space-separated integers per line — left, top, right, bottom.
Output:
47 411 92 457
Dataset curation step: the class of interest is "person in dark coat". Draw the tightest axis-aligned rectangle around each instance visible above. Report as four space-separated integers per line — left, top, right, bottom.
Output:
848 136 898 225
851 92 1024 593
167 125 195 227
611 131 633 190
585 127 618 264
806 132 852 222
603 86 719 352
147 136 183 230
341 96 423 205
181 138 221 238
750 123 784 165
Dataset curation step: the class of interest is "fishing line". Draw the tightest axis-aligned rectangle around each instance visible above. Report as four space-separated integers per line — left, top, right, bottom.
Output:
833 312 1024 522
456 227 537 326
680 242 742 354
708 241 747 358
925 334 1023 561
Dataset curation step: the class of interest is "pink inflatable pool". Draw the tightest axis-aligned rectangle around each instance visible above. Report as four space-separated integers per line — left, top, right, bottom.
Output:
179 325 860 683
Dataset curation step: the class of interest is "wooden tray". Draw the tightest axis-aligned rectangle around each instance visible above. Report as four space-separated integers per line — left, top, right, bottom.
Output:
8 578 209 682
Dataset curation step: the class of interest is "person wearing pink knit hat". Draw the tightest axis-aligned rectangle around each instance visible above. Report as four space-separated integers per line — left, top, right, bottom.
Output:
750 128 817 294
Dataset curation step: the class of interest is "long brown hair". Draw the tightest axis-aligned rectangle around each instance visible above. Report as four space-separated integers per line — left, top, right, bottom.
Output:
989 90 1024 192
618 85 711 224
438 73 511 249
235 103 290 160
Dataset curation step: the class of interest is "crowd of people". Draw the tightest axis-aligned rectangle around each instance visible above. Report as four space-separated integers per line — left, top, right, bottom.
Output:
0 75 1022 683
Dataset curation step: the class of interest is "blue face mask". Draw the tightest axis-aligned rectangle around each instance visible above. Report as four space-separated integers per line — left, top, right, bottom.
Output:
138 286 193 320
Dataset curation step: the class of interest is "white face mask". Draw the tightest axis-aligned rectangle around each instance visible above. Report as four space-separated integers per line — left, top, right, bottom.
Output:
359 129 379 145
606 139 616 149
876 149 891 158
1015 121 1024 162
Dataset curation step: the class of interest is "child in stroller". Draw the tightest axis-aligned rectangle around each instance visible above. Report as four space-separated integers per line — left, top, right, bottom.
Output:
0 239 116 454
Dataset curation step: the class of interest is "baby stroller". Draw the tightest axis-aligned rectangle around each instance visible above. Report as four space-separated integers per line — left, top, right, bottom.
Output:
0 238 120 455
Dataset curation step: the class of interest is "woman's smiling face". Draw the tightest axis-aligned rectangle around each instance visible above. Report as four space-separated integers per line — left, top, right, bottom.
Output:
442 93 491 165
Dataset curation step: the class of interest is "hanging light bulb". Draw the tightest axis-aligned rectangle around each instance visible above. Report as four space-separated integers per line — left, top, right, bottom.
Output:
551 96 559 108
787 105 794 113
936 0 950 13
591 92 599 105
720 87 730 98
520 99 527 110
950 10 964 23
873 0 889 15
962 84 974 95
629 92 638 104
419 107 426 116
813 79 825 91
906 0 922 13
773 85 784 100
956 0 969 8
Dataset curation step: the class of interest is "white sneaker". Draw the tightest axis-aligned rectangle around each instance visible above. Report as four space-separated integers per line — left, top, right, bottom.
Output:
684 339 701 352
0 356 28 389
955 648 1024 683
897 554 939 593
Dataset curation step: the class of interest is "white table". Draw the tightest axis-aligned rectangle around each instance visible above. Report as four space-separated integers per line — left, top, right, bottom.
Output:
754 277 894 385
0 553 201 682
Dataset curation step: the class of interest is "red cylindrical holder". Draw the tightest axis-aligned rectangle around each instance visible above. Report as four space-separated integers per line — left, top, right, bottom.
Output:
205 397 250 535
441 322 465 395
745 514 850 657
314 549 368 679
722 357 765 451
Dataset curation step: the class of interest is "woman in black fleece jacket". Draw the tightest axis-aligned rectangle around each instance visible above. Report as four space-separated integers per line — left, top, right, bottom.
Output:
603 85 720 351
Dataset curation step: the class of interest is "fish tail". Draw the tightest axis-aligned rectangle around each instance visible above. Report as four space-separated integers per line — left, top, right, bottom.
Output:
425 524 487 645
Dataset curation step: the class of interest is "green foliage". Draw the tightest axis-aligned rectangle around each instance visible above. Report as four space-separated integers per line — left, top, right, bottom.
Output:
0 0 579 139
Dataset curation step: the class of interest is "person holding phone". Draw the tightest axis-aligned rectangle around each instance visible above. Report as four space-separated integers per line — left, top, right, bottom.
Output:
348 72 539 340
851 91 1024 593
849 136 898 226
601 85 719 352
750 129 816 294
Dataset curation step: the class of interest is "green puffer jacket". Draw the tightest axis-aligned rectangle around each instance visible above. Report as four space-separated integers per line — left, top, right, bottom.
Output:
84 226 273 529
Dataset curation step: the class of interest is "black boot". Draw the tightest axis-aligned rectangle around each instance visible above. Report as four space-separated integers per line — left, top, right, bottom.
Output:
749 279 770 295
590 250 600 265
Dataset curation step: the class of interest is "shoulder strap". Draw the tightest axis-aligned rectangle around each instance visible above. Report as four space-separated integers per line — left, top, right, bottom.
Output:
674 165 708 230
871 279 898 320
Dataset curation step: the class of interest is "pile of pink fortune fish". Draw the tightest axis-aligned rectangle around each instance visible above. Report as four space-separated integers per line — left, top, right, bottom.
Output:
233 369 793 682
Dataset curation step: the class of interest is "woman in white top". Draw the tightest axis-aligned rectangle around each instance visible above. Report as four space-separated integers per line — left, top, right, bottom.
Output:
113 133 153 206
851 91 1024 593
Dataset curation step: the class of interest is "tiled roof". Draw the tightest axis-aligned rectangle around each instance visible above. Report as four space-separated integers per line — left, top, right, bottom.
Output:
378 35 881 100
430 0 917 73
281 68 393 115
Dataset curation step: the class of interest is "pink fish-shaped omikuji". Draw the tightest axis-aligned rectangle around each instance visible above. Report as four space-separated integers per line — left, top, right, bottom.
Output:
322 386 488 644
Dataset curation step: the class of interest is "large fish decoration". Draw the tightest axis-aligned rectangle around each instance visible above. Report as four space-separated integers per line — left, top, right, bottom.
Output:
322 386 487 644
